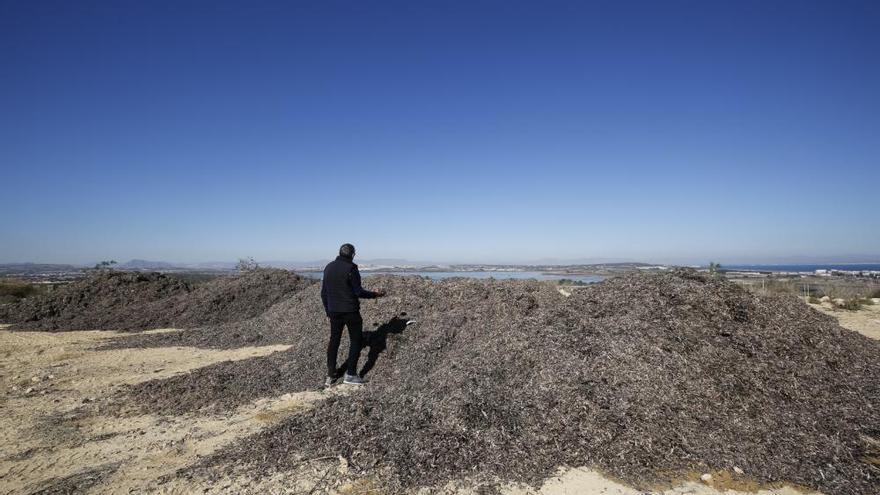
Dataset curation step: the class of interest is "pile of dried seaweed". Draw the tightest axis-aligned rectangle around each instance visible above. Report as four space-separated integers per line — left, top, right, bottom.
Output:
187 271 879 494
117 276 443 414
0 271 190 331
0 269 315 331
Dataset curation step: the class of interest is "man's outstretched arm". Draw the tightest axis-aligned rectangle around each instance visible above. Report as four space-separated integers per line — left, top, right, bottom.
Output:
350 266 384 298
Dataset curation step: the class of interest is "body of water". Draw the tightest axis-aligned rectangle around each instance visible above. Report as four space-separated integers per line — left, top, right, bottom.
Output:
724 264 880 273
299 270 604 284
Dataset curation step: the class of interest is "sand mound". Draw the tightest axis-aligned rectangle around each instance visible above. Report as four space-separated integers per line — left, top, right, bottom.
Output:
169 271 877 495
0 269 315 331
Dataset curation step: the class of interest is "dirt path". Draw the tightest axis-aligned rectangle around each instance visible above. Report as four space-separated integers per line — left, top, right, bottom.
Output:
0 316 855 494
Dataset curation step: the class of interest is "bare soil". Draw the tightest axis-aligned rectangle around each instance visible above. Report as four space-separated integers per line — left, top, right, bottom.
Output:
0 326 327 494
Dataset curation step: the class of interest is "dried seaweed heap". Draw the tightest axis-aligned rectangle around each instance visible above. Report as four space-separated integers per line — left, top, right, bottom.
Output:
179 270 880 494
0 269 315 331
117 276 441 414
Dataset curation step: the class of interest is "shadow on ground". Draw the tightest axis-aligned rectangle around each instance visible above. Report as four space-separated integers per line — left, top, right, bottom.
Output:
360 314 411 378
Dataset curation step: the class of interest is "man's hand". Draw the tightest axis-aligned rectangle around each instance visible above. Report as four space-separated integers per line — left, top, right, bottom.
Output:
375 288 387 297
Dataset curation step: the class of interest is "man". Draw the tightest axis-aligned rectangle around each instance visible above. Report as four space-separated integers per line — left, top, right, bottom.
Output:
321 243 386 386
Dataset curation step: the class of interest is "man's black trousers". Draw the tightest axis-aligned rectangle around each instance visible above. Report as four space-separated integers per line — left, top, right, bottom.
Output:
327 311 363 377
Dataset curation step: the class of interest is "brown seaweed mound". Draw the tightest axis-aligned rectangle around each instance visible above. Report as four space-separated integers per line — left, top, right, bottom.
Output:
133 271 878 494
0 269 315 331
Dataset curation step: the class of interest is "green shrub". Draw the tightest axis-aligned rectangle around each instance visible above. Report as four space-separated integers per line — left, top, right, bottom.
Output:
807 296 821 304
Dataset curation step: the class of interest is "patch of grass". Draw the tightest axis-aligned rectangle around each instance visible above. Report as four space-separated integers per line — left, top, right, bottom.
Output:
808 296 821 304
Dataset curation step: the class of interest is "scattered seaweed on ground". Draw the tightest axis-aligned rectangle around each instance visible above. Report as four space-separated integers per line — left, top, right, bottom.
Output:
27 462 120 495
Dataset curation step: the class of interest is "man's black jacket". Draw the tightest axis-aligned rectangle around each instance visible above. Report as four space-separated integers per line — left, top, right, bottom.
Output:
321 256 378 314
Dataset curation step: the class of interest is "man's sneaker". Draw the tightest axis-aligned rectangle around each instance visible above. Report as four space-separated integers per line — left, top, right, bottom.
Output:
343 373 366 386
324 376 339 388
333 367 346 380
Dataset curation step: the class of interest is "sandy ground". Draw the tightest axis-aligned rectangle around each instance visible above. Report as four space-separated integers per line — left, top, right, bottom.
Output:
809 299 880 340
2 311 863 494
0 327 323 494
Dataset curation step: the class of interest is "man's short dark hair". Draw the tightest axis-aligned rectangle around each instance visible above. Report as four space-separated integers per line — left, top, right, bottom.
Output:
339 243 355 259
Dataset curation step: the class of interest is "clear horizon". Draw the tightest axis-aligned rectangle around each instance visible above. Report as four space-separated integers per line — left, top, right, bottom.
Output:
2 1 879 264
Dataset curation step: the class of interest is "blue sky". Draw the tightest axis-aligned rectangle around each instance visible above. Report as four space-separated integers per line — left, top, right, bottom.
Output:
1 0 878 265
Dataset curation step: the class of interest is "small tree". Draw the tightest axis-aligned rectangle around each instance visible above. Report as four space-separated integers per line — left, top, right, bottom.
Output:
94 260 117 271
708 262 722 276
237 257 260 272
